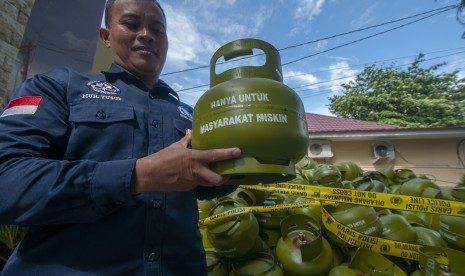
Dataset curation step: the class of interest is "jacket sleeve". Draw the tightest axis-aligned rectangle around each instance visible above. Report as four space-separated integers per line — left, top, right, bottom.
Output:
0 71 137 226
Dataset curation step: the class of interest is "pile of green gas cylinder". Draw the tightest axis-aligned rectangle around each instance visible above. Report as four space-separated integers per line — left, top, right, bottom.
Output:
198 157 465 276
194 37 465 275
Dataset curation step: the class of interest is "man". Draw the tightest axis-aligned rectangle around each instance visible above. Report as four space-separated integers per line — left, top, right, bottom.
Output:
0 0 240 274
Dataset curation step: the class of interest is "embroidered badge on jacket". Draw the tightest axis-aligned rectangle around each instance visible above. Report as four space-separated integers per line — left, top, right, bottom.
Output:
1 96 42 117
87 81 120 95
178 106 193 122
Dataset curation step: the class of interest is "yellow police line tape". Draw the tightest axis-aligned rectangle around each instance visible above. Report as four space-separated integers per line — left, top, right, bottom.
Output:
199 183 465 261
241 183 465 217
199 200 333 226
321 207 422 261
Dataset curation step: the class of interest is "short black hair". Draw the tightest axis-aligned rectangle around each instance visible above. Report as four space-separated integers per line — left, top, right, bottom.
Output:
104 0 166 28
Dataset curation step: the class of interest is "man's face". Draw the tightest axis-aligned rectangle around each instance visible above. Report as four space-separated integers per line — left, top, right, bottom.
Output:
102 0 168 84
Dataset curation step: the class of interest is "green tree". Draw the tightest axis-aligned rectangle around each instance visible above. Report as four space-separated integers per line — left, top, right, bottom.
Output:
328 53 465 127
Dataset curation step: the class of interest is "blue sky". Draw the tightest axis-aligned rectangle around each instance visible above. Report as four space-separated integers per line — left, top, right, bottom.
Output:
155 0 465 116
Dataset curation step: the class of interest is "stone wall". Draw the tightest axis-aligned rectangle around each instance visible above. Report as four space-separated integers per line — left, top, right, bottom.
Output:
0 0 35 109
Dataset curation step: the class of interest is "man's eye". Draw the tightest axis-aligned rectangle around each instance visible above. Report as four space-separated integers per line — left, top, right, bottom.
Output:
152 28 166 36
124 22 139 29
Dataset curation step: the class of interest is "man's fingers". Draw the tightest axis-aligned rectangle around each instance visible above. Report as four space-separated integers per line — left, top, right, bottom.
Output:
200 148 241 163
198 171 229 186
180 129 192 147
170 129 192 149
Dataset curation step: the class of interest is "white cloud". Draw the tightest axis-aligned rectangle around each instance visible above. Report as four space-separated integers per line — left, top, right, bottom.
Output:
163 5 217 70
289 0 327 36
170 82 183 91
294 0 326 21
162 1 274 73
350 3 377 29
250 5 274 35
315 40 328 50
205 5 273 39
440 53 465 79
327 61 358 95
458 70 465 80
284 69 318 84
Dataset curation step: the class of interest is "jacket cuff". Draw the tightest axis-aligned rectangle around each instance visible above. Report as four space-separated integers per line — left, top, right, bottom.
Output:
91 159 138 214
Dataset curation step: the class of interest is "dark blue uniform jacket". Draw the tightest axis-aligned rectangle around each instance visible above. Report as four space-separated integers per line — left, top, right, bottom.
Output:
0 64 228 275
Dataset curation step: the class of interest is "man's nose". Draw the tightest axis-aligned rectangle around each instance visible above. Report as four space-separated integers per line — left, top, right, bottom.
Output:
138 27 154 41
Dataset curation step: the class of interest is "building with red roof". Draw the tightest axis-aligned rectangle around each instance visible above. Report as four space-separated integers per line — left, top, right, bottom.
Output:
304 113 465 187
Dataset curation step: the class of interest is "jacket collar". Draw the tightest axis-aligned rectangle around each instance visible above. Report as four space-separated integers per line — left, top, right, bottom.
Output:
102 63 180 100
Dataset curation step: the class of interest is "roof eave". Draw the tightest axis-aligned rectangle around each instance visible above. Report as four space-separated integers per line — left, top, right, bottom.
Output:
308 127 465 141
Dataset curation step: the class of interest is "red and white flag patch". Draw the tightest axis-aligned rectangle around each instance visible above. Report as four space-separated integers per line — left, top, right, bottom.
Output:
1 96 42 117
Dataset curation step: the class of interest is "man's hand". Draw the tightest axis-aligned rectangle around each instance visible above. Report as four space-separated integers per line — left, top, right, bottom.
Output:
131 130 241 193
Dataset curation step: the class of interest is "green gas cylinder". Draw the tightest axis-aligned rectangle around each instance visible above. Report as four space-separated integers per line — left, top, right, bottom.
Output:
199 199 218 250
359 171 390 186
313 164 343 187
288 172 307 184
328 265 365 276
396 210 428 227
221 187 257 206
334 161 363 181
296 155 317 171
198 199 218 220
191 38 308 185
399 178 442 199
206 250 229 276
438 215 465 251
276 214 334 276
395 168 416 182
229 252 283 276
259 227 282 250
255 193 295 229
378 167 415 186
419 246 465 276
301 169 316 184
288 196 322 223
379 213 418 244
255 193 295 248
451 186 465 201
413 226 447 247
349 247 407 276
206 199 263 258
356 179 389 194
325 204 383 247
390 184 402 194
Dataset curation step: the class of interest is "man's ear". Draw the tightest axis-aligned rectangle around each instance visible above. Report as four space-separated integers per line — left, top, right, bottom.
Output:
99 28 111 48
